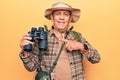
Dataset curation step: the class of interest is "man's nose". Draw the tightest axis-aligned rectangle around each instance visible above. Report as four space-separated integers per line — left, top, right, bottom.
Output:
59 14 64 19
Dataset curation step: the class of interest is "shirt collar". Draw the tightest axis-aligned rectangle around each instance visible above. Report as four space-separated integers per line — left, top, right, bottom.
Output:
48 28 56 37
48 26 73 39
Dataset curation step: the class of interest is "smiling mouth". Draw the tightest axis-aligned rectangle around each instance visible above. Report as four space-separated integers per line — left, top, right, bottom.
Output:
58 21 65 24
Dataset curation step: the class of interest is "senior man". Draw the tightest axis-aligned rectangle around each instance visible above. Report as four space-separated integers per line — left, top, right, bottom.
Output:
20 2 101 80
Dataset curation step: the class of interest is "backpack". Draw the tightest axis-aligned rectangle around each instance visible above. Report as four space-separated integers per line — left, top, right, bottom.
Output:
71 31 81 42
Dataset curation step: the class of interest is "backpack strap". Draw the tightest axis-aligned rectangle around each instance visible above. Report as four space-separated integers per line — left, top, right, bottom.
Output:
71 31 81 42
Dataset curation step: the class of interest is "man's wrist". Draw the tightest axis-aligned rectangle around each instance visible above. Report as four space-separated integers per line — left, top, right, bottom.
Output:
79 43 89 54
20 51 31 64
20 50 29 58
83 43 89 51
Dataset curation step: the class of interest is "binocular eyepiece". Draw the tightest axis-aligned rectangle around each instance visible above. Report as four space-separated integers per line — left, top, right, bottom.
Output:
24 27 47 52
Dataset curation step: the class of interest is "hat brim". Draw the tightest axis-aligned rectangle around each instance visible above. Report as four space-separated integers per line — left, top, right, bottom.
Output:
45 7 80 23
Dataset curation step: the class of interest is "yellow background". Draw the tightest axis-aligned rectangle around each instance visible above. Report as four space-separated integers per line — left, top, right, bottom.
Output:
0 0 120 80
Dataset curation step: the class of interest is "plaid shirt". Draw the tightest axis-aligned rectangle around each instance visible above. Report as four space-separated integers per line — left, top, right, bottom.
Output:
20 29 100 80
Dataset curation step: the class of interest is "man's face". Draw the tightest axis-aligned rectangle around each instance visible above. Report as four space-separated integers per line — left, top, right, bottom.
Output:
51 10 72 32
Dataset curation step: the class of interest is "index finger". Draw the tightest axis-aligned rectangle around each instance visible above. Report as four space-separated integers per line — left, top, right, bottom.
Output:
22 34 31 40
59 39 68 42
23 34 30 37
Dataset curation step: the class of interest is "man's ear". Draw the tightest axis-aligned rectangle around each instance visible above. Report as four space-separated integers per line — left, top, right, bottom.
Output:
69 16 72 23
50 15 54 22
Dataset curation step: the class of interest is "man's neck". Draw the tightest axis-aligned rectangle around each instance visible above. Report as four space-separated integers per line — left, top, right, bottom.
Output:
54 29 66 39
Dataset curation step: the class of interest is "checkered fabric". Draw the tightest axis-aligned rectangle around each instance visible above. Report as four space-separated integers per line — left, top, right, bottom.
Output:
20 29 100 80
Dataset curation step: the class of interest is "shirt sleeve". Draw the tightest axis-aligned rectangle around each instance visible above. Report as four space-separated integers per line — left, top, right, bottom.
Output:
79 33 101 64
19 41 40 71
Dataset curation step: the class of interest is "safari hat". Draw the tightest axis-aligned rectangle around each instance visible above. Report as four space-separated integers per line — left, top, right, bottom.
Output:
45 2 80 23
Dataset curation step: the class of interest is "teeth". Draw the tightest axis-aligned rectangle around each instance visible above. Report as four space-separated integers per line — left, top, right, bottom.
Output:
60 21 64 23
58 21 65 23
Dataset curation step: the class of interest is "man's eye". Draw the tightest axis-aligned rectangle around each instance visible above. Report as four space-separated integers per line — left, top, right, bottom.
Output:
64 13 69 16
65 14 69 16
55 13 60 15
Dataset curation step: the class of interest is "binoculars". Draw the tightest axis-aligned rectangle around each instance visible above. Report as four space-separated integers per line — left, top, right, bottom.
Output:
24 27 47 52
